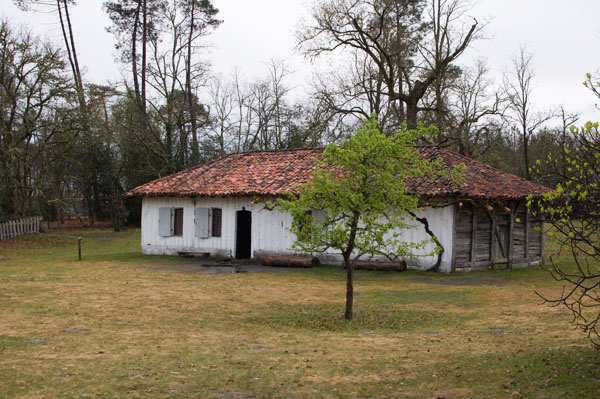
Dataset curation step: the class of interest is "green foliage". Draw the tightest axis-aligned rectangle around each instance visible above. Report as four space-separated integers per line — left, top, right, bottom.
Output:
529 77 600 347
279 117 464 263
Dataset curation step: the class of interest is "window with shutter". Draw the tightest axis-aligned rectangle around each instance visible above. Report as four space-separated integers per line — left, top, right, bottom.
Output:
195 207 210 238
173 208 184 236
158 207 173 237
212 208 222 237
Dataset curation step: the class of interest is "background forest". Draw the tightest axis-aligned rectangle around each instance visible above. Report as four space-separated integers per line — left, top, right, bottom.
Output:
0 0 592 226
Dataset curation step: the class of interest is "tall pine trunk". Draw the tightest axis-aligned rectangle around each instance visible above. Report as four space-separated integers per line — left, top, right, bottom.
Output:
56 0 86 109
186 0 199 165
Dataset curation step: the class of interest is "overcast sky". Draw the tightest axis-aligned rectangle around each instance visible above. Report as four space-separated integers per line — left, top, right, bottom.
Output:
1 0 599 122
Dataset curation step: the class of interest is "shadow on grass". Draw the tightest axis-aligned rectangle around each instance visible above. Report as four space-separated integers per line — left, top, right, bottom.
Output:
355 289 475 307
247 302 471 332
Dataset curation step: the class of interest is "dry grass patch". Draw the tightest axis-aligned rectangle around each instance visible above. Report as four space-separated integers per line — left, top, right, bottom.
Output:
0 229 599 398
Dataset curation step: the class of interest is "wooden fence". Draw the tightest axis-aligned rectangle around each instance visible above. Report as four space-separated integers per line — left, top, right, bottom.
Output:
0 217 40 240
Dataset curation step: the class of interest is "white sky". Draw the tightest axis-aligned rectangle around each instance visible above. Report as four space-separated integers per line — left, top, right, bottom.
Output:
1 0 599 122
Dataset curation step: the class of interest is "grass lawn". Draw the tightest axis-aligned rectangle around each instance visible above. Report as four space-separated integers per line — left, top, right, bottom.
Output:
0 228 599 398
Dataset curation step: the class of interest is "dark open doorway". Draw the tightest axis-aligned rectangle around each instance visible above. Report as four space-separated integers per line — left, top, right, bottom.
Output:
235 210 252 259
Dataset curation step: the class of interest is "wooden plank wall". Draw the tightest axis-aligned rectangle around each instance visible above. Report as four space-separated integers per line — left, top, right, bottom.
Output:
453 202 543 270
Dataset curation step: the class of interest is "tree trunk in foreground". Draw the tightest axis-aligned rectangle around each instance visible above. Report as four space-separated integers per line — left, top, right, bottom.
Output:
344 254 354 320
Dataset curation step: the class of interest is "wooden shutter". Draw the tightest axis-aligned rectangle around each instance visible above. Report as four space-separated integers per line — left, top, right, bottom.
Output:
158 207 173 237
212 208 222 237
195 207 210 238
173 208 184 236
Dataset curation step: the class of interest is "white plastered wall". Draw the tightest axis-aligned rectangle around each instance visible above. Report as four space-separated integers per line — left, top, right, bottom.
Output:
141 197 455 272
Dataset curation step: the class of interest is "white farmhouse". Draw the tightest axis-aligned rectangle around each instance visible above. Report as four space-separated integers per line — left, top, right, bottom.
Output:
124 147 551 272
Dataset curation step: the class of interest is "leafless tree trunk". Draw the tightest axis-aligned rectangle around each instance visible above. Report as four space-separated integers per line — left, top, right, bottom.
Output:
297 0 480 129
504 47 555 180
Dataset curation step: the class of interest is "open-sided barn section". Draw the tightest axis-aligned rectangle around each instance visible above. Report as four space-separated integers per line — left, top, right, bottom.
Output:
452 202 544 271
124 147 551 272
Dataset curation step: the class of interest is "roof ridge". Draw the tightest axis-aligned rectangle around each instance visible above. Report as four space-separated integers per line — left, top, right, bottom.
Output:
224 147 325 157
430 146 541 186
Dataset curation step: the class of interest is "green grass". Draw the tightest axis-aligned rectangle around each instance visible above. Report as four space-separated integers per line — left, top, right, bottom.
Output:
0 228 599 398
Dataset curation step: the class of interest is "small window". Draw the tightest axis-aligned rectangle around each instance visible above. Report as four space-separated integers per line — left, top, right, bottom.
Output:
173 208 184 236
212 208 222 237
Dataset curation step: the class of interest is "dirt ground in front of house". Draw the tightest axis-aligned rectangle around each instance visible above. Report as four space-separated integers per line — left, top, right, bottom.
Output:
151 258 307 275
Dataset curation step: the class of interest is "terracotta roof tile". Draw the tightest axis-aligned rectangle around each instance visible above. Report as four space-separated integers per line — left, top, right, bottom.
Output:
124 147 551 200
410 146 552 199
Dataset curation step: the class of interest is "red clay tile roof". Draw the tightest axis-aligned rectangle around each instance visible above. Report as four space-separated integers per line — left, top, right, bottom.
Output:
124 147 551 200
409 146 551 199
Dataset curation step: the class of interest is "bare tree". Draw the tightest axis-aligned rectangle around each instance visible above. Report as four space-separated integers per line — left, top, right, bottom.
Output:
443 60 503 158
181 0 220 164
105 0 167 142
0 20 75 217
503 47 555 180
205 76 236 156
297 0 480 129
106 0 218 174
14 0 87 109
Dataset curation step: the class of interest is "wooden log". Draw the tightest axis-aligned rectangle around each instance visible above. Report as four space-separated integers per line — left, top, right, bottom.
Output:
260 255 320 268
352 260 407 272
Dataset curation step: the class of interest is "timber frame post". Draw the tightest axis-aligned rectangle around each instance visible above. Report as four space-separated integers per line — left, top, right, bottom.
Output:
450 203 459 272
524 208 530 260
489 208 496 265
507 201 523 270
469 203 477 262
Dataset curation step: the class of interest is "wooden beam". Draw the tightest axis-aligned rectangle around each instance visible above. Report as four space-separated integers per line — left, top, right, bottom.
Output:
541 218 546 266
524 209 530 259
493 222 506 259
490 209 496 263
450 203 459 272
470 204 477 262
457 257 544 269
507 201 520 269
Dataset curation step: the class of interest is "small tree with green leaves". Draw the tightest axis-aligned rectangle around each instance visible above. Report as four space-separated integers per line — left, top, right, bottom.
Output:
530 74 600 347
278 118 463 319
530 121 600 347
